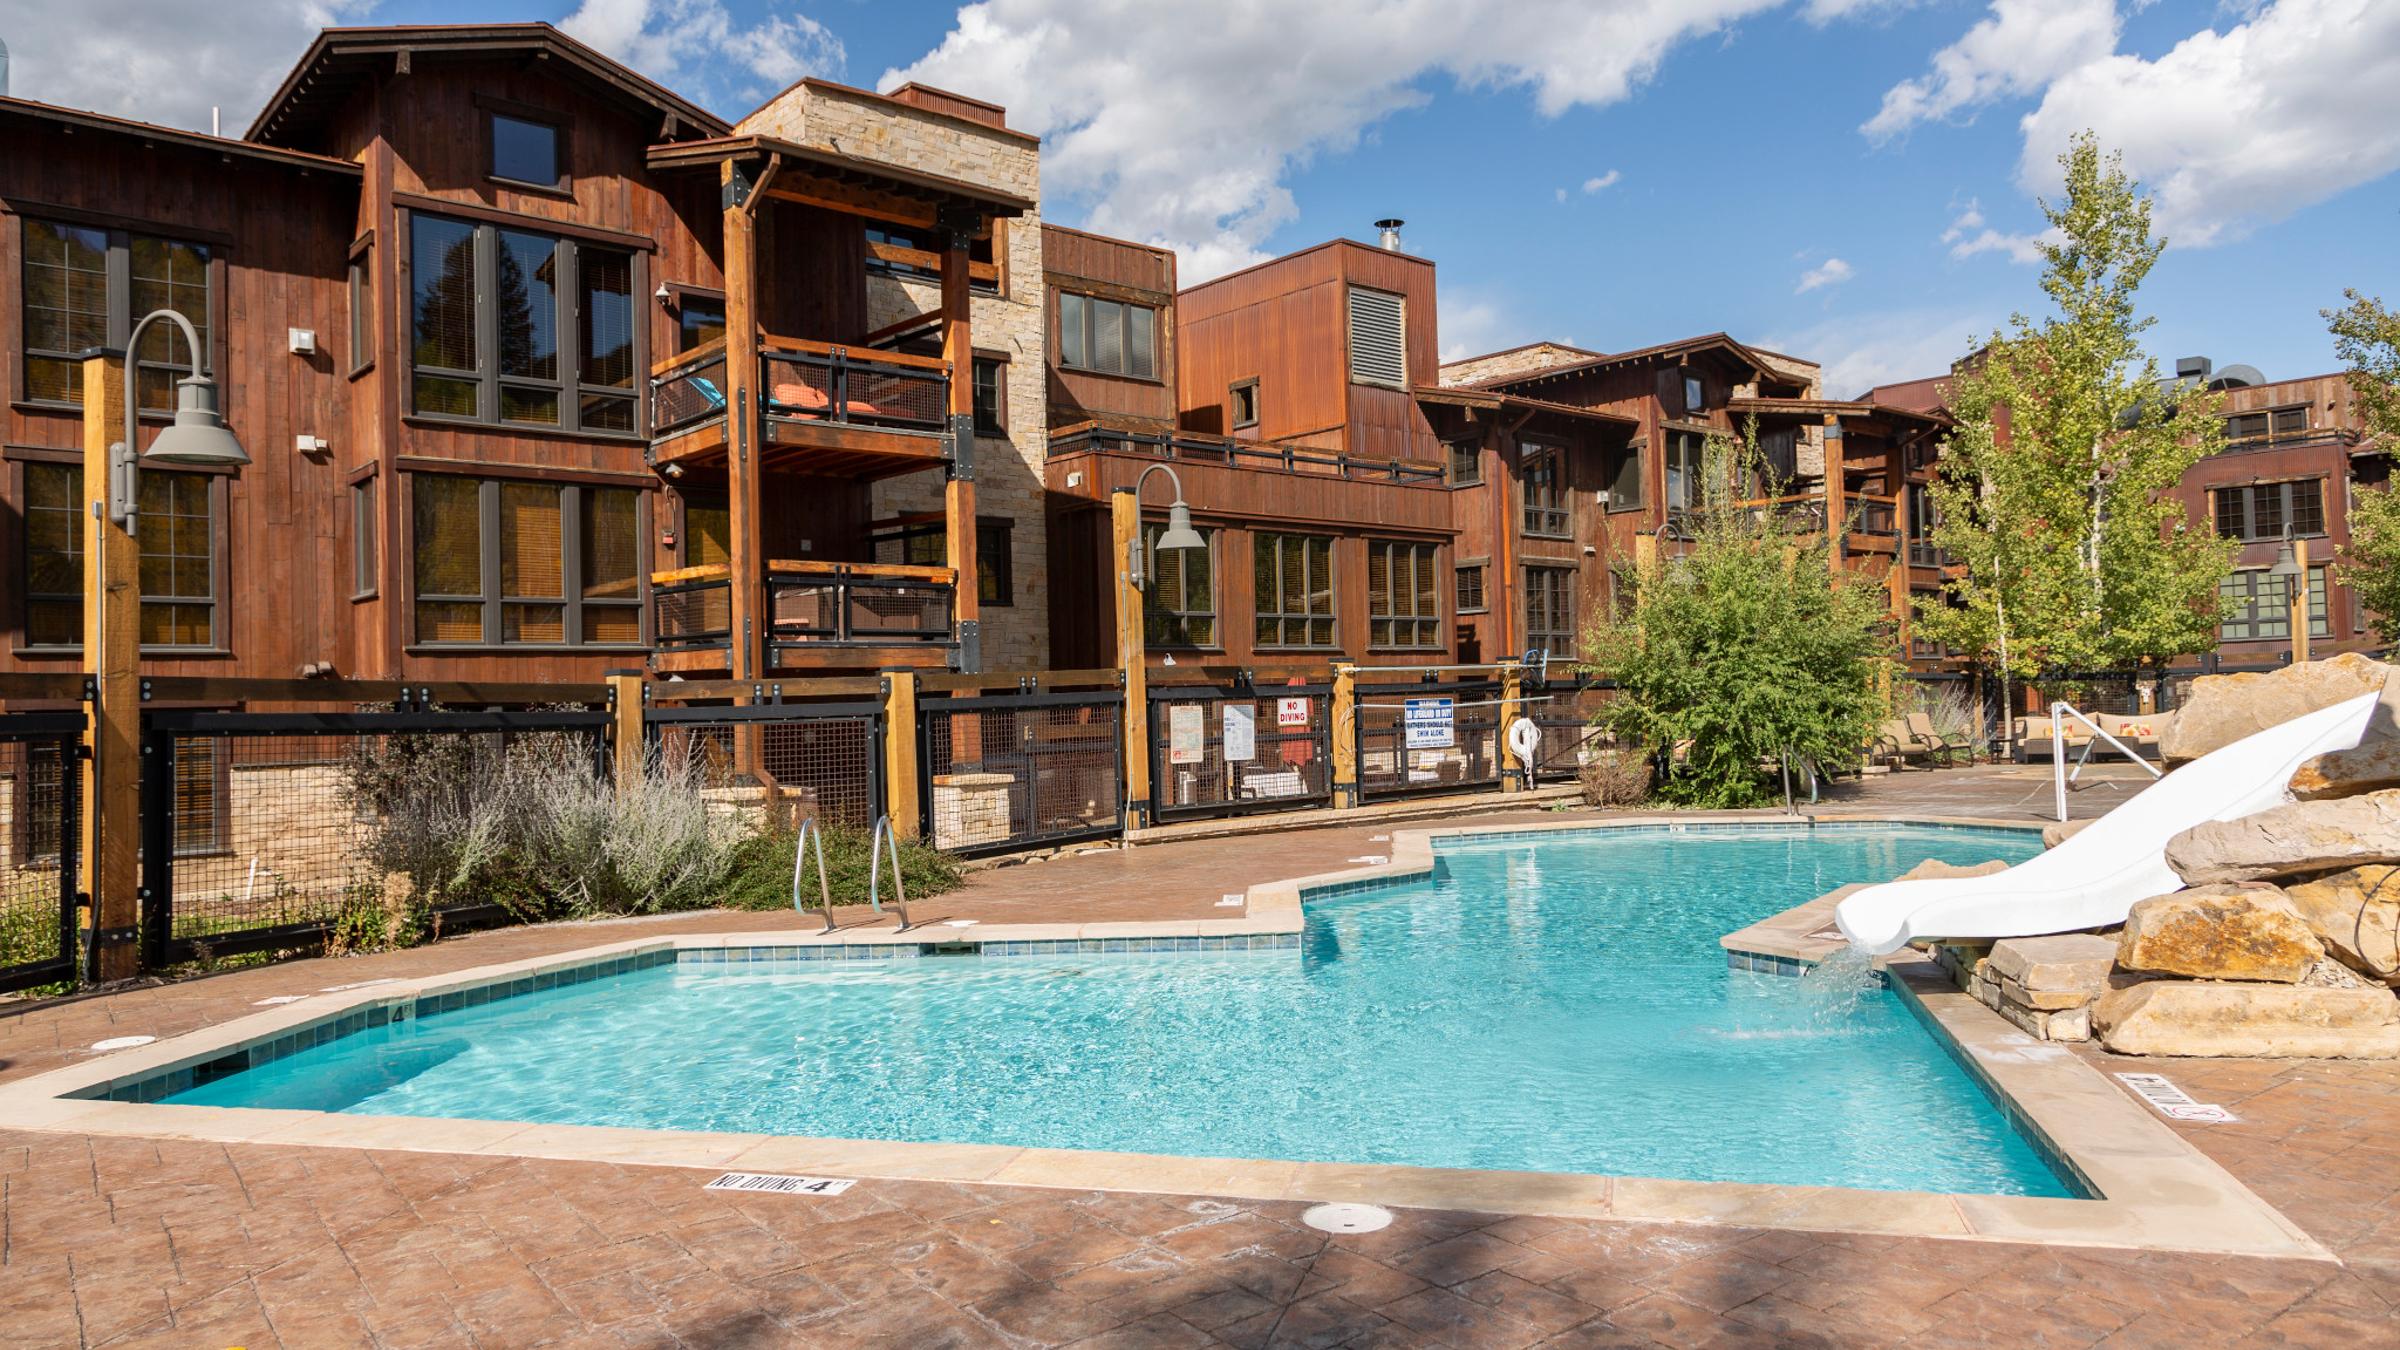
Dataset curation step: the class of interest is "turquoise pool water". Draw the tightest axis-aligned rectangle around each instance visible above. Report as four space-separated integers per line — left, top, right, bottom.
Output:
170 824 2071 1196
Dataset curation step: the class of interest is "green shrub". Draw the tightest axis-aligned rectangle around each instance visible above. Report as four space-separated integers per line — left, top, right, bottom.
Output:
723 821 964 913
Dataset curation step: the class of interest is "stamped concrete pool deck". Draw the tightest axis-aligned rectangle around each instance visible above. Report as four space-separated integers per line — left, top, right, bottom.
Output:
5 765 2396 1347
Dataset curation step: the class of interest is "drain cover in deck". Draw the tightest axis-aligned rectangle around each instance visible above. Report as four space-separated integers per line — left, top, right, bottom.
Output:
1301 1202 1393 1233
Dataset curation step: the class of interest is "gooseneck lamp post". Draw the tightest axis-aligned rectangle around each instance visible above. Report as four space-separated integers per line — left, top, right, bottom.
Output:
81 311 248 981
1123 462 1207 589
2267 528 2307 665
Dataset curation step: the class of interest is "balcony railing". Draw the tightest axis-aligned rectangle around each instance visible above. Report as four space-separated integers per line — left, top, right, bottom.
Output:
647 335 951 444
1851 495 1898 539
1053 427 1446 484
760 340 948 432
647 560 959 662
766 561 956 650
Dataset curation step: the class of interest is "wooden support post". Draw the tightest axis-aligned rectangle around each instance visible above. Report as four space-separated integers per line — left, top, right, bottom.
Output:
80 353 140 981
1823 415 1847 560
721 159 767 688
2292 538 2312 665
1331 663 1359 809
942 215 981 674
884 671 921 839
1113 490 1151 831
1499 661 1525 791
608 670 645 794
1633 532 1658 573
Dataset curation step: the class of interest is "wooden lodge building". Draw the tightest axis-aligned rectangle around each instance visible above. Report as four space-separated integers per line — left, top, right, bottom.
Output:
3 20 2383 706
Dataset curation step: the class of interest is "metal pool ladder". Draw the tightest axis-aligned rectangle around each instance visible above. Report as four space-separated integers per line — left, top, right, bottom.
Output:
791 815 837 933
868 815 915 932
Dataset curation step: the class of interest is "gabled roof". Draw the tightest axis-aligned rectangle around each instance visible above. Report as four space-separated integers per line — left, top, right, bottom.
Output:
1467 332 1775 392
1725 397 1949 428
249 23 729 149
0 96 363 178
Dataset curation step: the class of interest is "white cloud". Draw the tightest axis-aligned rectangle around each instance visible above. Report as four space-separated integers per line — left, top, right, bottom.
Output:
1796 257 1855 293
2017 0 2400 246
1862 0 2121 142
1803 0 1923 20
1582 170 1623 194
0 0 372 131
1939 197 2054 262
1766 307 1992 399
563 0 846 112
1438 289 1518 364
1555 187 1569 204
885 0 1790 279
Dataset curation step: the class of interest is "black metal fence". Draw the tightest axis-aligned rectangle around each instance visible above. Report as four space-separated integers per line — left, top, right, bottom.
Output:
647 698 886 830
1355 680 1505 800
920 689 1123 855
1525 676 1620 785
1146 683 1335 822
1 710 83 993
138 706 611 966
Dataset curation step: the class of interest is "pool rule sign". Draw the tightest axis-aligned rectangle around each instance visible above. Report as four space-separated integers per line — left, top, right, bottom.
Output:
1404 697 1455 750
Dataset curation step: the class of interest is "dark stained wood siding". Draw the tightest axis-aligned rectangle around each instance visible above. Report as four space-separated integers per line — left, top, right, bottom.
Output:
1043 223 1177 431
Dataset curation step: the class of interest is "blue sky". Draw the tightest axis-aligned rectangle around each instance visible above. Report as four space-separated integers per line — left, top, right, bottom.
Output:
7 1 2397 395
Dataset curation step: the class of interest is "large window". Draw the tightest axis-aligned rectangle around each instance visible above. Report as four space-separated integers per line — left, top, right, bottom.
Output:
863 218 997 293
675 293 726 353
2219 567 2330 643
1254 532 1335 648
1525 566 1576 659
22 218 211 411
1368 541 1440 649
2214 479 2325 542
1142 522 1216 647
411 476 641 646
1664 430 1706 512
1522 444 1568 536
883 516 1015 606
409 214 636 433
1604 439 1644 510
22 462 215 648
1346 286 1406 387
1057 292 1157 379
22 463 83 647
2224 406 2307 445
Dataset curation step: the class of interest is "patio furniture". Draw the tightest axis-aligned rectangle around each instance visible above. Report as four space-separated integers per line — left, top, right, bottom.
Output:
1905 712 1974 767
1872 717 1937 769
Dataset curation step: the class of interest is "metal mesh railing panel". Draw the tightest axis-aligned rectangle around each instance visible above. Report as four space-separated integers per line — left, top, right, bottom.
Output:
1356 682 1505 799
653 579 731 648
763 352 947 429
1149 686 1333 820
651 353 728 435
921 696 1122 854
147 716 609 961
1527 680 1621 784
1 719 81 992
650 707 882 831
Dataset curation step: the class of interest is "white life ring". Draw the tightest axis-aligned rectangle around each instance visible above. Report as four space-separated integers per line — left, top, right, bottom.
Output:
1506 716 1541 770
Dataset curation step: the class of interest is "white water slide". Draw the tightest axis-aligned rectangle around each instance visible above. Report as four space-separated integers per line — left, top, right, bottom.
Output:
1835 691 2383 955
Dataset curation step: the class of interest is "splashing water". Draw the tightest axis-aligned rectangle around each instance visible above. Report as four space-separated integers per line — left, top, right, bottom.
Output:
1794 942 1884 1027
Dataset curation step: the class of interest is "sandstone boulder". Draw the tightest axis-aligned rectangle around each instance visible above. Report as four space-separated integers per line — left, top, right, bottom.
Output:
2092 981 2400 1058
2043 818 2093 849
2159 653 2392 765
2287 673 2400 800
1897 858 2010 882
2281 865 2400 986
2165 790 2400 885
1985 934 2118 1009
2116 884 2325 983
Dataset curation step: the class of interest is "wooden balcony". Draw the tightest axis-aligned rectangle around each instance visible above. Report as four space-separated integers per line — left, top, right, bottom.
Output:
649 334 953 479
649 559 961 673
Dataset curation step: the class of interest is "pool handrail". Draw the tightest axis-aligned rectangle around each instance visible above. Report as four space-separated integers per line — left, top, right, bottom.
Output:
792 814 837 933
868 814 914 931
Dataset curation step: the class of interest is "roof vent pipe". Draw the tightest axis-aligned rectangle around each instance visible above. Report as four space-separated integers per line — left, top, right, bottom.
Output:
1375 218 1404 251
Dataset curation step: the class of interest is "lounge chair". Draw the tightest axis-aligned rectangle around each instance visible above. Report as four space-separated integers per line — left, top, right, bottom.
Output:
1873 718 1936 769
1905 712 1973 767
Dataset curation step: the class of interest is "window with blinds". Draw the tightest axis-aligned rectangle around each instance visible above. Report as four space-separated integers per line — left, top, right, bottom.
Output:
1057 292 1158 379
1456 564 1487 614
2213 479 2325 541
1368 541 1440 649
412 476 640 646
22 463 84 647
1143 522 1217 647
1522 445 1569 536
1254 532 1335 648
136 471 216 648
410 213 637 433
22 218 211 411
1346 286 1407 388
1525 566 1575 658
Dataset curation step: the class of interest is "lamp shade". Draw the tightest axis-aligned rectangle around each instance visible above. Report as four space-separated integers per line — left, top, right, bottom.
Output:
143 375 249 467
1154 500 1207 554
2267 540 2302 580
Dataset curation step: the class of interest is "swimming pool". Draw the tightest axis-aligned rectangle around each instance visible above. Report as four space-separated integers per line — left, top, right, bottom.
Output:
166 823 2068 1196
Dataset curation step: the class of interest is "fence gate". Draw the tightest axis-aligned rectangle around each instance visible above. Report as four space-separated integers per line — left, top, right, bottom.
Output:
1147 683 1334 822
1355 681 1505 800
645 699 886 829
1 711 83 993
1525 676 1618 785
919 689 1123 855
139 707 611 966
